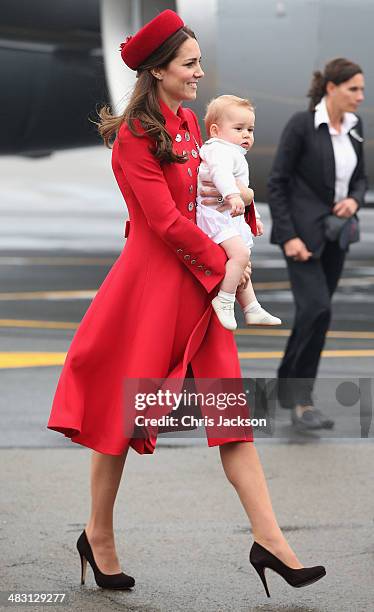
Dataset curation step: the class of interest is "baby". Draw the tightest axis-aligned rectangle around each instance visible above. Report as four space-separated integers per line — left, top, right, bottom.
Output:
196 95 281 331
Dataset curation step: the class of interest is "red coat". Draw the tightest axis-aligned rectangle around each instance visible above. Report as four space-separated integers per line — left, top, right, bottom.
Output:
47 99 253 454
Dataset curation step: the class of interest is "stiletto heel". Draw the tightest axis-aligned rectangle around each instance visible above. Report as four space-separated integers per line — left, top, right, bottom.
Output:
79 552 87 585
76 530 135 590
251 562 271 597
249 541 326 598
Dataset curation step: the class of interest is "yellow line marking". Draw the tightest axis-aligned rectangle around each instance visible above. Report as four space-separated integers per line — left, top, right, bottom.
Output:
235 328 374 339
238 350 374 359
0 290 96 301
253 281 290 290
0 319 373 340
338 276 374 286
0 352 67 368
1 275 373 301
253 276 374 291
0 257 115 266
0 319 78 329
1 349 374 369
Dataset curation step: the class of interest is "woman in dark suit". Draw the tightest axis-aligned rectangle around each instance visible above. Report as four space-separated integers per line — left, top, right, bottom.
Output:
268 57 367 430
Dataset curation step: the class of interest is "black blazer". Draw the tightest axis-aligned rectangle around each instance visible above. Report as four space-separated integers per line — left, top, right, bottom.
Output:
267 110 367 255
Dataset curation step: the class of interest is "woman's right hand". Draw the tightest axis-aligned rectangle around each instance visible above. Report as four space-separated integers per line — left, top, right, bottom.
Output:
283 238 313 262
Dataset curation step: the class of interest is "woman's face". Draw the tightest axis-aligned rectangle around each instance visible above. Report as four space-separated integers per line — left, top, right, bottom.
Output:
327 73 365 114
154 37 204 106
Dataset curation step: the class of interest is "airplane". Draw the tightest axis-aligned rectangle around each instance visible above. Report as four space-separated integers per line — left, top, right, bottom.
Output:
1 0 373 203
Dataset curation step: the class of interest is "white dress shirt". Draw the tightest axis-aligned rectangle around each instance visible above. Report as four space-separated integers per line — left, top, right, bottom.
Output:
314 96 358 203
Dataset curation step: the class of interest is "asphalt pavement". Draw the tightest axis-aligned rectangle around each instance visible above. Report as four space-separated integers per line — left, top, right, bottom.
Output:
0 147 373 611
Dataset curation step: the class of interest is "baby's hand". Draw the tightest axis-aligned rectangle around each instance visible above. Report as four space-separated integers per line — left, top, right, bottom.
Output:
256 219 264 236
226 194 245 217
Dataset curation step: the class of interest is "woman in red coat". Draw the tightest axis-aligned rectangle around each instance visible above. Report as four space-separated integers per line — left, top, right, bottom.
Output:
47 9 326 597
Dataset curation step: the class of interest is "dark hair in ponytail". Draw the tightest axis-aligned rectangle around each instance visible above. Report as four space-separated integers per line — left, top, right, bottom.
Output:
307 57 363 111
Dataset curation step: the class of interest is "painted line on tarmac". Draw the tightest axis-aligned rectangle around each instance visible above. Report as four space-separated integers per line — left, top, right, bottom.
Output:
0 290 96 301
0 319 78 329
1 350 374 369
253 276 374 291
235 328 374 339
1 275 374 301
0 256 115 266
0 352 66 368
0 255 373 268
1 319 374 340
238 349 374 359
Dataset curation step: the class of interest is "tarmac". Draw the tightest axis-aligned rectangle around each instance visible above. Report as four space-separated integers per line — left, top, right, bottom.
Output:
0 147 373 611
1 441 373 611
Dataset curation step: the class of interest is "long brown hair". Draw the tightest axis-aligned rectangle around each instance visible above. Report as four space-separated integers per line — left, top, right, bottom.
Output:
307 57 363 111
97 25 195 164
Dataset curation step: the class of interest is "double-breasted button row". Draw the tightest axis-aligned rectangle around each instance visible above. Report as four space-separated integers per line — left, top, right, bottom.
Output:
180 149 198 159
175 132 191 142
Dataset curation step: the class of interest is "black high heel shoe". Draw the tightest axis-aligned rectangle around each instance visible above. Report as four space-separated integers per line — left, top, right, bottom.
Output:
76 530 135 589
249 541 326 598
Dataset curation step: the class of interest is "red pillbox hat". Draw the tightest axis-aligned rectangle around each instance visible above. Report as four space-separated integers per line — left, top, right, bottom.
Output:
120 9 185 70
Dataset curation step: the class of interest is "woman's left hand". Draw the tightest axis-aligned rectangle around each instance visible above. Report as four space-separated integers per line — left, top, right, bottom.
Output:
199 180 253 212
238 263 252 290
332 198 359 218
199 180 232 212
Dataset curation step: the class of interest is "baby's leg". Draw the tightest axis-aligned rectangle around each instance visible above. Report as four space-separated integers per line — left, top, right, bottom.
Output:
219 236 249 294
236 249 282 326
236 248 256 308
211 236 248 331
236 279 256 309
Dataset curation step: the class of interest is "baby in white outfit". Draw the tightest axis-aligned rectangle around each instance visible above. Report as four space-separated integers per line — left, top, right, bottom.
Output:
196 95 281 331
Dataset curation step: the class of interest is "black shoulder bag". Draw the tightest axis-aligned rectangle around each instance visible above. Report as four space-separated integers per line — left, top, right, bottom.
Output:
324 214 360 251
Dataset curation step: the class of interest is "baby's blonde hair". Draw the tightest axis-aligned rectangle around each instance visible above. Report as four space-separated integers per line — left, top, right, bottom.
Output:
204 94 255 137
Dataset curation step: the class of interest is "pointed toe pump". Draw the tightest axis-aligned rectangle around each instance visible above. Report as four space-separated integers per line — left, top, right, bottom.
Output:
249 541 326 598
76 530 135 590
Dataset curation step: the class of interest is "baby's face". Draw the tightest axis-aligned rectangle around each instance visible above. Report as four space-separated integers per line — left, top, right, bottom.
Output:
213 106 255 150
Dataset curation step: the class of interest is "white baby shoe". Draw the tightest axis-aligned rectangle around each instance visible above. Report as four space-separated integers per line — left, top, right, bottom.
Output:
212 296 237 331
245 307 282 326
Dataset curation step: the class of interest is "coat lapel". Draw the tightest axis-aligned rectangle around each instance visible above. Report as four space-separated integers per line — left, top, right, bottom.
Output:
348 130 361 157
347 128 362 185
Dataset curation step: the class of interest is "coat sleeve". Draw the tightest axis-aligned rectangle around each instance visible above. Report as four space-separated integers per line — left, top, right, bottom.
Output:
267 112 306 245
348 117 368 210
201 144 240 199
117 123 226 293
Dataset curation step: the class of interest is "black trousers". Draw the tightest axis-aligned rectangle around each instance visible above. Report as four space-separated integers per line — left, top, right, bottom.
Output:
278 240 346 407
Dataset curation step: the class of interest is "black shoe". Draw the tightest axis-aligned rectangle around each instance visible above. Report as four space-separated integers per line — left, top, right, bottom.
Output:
313 408 335 429
249 541 326 598
76 530 135 589
291 406 324 430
